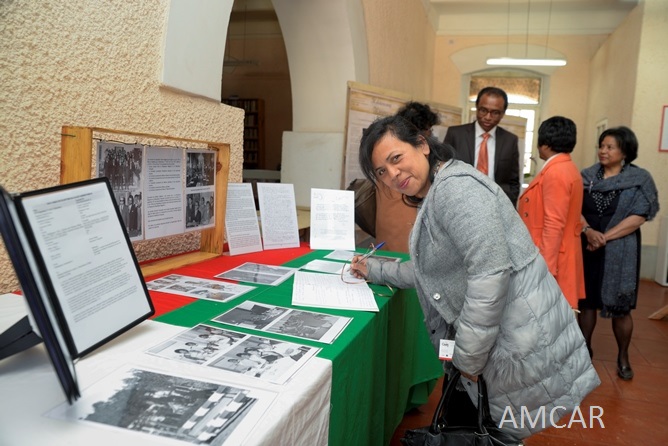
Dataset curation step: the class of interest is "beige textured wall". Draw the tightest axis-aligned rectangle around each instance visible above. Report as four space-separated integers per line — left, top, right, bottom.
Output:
0 0 244 293
362 0 435 100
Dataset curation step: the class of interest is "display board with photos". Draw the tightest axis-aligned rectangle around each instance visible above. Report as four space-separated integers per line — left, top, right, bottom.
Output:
96 141 218 241
0 178 154 403
60 125 231 278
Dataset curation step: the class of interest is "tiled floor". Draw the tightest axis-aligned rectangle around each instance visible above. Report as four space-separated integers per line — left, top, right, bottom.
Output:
389 280 668 446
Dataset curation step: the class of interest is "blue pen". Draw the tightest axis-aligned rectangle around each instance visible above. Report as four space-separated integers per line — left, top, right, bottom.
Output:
360 241 385 261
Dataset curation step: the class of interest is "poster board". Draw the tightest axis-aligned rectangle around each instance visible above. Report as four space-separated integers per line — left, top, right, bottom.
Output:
60 126 230 277
342 81 462 188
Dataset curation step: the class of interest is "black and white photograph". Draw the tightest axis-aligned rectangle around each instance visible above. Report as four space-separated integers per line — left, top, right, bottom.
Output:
186 150 216 188
46 365 276 446
146 274 255 303
214 262 297 286
265 309 350 343
214 301 352 344
208 336 319 385
214 301 289 330
146 324 246 365
146 324 318 385
97 141 144 240
185 191 215 229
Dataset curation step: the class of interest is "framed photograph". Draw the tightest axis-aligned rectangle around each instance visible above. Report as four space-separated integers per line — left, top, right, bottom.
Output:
659 105 668 152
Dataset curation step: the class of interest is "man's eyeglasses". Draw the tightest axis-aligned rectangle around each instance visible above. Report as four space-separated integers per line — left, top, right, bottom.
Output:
477 107 503 118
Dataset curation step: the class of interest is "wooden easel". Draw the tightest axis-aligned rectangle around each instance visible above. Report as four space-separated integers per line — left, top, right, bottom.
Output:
60 126 230 277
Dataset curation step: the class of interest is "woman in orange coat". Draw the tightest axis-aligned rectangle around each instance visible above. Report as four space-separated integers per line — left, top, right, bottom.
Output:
518 116 585 308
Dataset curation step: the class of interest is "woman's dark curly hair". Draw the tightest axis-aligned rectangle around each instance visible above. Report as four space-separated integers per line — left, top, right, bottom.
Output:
358 115 454 204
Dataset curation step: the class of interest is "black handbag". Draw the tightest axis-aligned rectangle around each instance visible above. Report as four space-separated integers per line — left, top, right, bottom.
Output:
400 370 517 446
346 178 376 237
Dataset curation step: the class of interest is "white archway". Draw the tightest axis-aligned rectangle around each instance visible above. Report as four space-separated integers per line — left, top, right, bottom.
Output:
273 0 369 206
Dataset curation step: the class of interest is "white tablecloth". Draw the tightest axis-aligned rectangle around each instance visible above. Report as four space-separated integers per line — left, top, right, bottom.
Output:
0 293 331 445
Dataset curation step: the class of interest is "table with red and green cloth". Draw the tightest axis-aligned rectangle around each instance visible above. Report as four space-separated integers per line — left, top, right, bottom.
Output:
149 244 443 446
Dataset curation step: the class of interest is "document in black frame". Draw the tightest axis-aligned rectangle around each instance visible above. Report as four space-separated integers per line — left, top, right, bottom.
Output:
0 178 155 403
0 186 79 403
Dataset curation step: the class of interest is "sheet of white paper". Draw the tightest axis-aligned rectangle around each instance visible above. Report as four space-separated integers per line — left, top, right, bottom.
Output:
324 250 355 261
225 183 263 255
144 146 184 240
300 259 345 275
292 271 378 312
257 183 300 250
325 249 402 264
309 188 355 250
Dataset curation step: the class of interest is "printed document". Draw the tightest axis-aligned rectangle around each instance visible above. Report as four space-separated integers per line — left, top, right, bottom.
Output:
225 183 263 255
309 188 355 250
292 270 378 312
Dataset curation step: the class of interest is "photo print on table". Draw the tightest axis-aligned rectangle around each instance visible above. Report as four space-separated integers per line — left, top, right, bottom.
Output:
146 274 255 303
46 365 276 446
214 262 298 286
214 301 352 344
146 324 246 365
207 335 319 385
146 324 320 385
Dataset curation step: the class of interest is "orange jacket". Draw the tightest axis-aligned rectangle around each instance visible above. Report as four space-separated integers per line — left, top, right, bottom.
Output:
518 154 585 307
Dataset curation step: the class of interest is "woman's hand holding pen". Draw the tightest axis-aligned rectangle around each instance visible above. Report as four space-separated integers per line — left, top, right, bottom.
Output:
349 255 369 279
349 241 384 279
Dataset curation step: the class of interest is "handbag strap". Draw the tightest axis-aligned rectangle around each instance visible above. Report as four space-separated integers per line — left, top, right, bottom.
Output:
478 374 496 426
431 369 491 436
430 368 459 431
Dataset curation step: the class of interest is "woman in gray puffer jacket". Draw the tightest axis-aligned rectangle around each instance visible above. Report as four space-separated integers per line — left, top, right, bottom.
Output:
350 116 600 441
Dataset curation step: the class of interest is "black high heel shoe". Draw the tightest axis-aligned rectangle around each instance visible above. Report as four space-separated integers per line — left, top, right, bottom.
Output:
617 360 634 380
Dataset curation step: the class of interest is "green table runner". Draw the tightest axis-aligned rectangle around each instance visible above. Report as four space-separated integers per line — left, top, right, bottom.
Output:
156 249 443 446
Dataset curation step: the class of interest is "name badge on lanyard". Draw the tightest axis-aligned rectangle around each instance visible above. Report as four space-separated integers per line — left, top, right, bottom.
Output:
439 339 455 361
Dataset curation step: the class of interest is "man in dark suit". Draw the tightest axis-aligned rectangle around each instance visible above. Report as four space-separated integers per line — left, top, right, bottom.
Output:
118 195 130 231
443 86 520 206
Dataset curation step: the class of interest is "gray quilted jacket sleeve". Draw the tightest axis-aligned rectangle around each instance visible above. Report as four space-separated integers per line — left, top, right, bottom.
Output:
367 258 415 289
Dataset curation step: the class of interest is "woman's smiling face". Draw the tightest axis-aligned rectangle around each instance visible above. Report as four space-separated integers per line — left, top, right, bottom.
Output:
598 135 625 168
371 133 431 198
